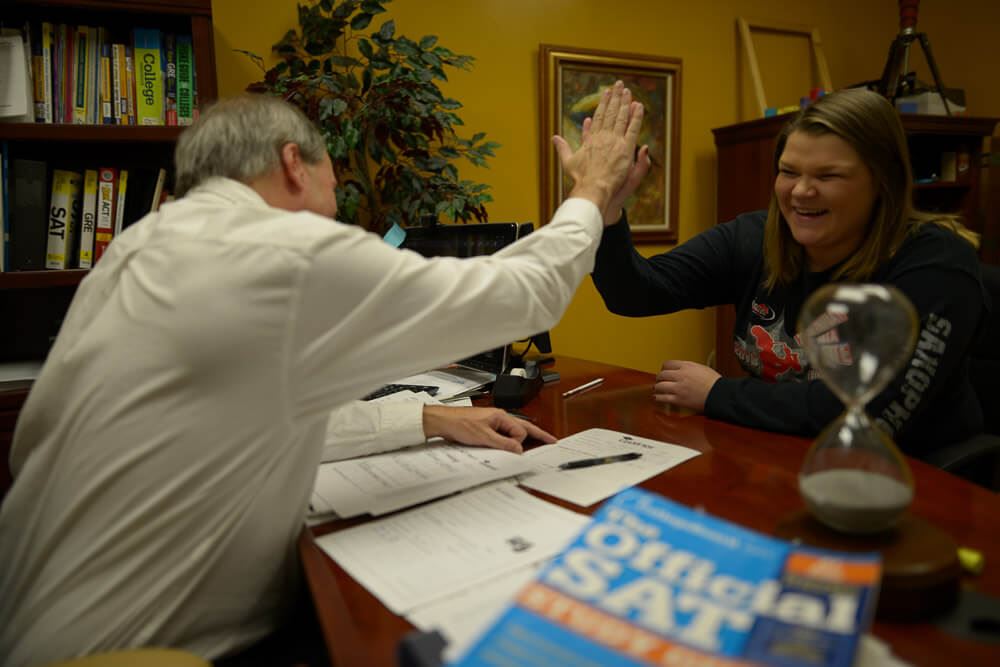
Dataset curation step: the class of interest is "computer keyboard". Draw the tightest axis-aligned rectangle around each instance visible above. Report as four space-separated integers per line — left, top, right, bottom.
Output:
362 383 440 401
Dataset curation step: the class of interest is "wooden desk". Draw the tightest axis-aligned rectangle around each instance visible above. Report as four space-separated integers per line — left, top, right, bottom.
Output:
301 356 1000 667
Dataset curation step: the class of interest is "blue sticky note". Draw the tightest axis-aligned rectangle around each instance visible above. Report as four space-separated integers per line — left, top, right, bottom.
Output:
383 222 407 247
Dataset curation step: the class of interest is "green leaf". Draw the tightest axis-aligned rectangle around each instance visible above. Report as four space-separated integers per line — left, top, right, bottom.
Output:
379 19 396 40
328 54 362 68
419 35 438 50
350 13 373 30
361 1 387 15
358 38 374 59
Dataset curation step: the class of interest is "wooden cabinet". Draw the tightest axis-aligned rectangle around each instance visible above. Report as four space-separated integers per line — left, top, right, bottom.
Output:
711 113 999 378
2 0 217 363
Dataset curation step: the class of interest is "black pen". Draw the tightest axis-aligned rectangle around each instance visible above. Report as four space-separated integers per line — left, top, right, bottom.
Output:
558 452 642 470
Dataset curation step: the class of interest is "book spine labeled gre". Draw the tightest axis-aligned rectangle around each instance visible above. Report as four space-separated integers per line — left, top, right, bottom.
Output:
175 35 194 125
94 166 117 264
78 169 98 268
45 169 82 269
164 33 177 126
9 159 48 271
132 28 164 126
455 487 881 667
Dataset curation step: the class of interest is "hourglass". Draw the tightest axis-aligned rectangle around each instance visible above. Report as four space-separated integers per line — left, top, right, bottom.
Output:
796 284 918 534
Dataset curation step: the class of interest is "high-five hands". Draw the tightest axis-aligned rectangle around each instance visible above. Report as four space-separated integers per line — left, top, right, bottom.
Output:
653 360 721 412
422 405 557 454
553 81 645 225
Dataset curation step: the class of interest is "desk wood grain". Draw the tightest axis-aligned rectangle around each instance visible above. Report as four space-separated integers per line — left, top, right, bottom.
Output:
302 356 1000 667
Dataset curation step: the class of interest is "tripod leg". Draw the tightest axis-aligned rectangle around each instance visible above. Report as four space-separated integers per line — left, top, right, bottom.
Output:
880 37 905 102
918 33 952 116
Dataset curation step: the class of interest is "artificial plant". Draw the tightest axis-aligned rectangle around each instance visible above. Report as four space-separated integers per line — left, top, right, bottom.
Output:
242 0 500 233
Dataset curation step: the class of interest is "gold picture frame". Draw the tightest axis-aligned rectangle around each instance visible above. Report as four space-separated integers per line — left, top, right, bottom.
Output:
539 44 681 243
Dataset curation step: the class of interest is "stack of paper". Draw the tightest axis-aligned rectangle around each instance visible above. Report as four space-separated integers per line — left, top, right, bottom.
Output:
315 482 590 615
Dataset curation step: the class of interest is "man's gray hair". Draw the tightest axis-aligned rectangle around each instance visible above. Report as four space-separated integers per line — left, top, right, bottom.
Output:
174 94 328 197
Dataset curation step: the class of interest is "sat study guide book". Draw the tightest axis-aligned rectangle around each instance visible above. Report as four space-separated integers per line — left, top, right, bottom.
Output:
453 488 881 667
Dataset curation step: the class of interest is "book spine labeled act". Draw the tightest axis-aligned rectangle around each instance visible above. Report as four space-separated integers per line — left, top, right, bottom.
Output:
45 169 82 269
132 29 164 126
94 167 117 264
78 169 99 268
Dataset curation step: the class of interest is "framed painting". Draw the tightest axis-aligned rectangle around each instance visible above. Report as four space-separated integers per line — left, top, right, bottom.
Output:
540 44 681 243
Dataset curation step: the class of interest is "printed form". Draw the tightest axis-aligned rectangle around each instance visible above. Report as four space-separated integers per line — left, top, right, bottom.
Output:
315 482 589 615
520 428 701 506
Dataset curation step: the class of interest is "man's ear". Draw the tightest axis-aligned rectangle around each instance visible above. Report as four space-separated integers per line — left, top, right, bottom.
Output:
279 142 307 194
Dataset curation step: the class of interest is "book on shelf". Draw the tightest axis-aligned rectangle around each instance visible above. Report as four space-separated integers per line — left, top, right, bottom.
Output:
71 26 88 124
164 33 177 126
0 31 31 121
175 34 195 125
124 44 136 125
78 169 98 268
36 22 54 123
455 487 881 667
45 169 82 269
1 142 7 271
132 29 163 126
94 166 117 264
99 31 112 125
112 168 128 236
8 159 48 271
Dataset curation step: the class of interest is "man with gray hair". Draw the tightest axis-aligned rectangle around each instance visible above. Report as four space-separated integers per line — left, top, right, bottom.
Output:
0 83 644 664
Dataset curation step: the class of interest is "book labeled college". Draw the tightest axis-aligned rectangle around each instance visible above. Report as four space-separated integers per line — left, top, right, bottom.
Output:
93 166 117 264
46 169 82 269
78 169 98 268
454 488 881 667
175 34 195 125
132 28 164 126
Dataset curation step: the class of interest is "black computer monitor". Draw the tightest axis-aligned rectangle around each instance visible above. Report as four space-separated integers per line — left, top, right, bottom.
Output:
401 223 521 375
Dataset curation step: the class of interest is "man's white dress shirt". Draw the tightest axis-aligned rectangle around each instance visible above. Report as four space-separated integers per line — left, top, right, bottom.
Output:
0 178 601 665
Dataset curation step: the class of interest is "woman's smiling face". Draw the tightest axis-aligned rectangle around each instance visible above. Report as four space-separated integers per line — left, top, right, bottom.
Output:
775 130 878 271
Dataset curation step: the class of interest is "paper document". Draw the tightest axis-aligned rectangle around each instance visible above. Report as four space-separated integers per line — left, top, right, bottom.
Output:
519 428 700 506
315 482 589 614
310 442 534 519
407 565 541 663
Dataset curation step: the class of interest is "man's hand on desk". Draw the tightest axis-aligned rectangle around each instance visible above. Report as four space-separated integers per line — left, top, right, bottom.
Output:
422 405 557 454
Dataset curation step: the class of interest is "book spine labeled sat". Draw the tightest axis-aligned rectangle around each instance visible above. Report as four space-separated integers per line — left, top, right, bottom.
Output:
45 169 82 269
455 487 881 667
132 28 164 126
78 169 98 268
94 166 117 264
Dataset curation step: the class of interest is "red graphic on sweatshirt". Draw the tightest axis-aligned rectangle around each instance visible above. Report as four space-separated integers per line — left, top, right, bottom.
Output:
750 324 804 381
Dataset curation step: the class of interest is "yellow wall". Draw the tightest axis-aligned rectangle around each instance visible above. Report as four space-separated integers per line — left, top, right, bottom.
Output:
210 0 1000 373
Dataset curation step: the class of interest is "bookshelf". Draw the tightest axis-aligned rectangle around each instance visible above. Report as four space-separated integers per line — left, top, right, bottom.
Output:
1 0 217 362
711 112 999 378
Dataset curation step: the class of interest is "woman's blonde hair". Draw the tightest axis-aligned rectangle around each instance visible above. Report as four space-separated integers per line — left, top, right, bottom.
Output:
763 88 977 290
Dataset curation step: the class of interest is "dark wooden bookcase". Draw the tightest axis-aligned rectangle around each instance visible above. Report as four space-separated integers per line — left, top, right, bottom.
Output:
1 1 217 494
1 0 217 362
711 112 999 378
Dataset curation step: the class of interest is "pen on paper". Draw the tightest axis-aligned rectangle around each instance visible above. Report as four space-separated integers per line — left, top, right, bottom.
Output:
558 452 642 470
561 377 604 398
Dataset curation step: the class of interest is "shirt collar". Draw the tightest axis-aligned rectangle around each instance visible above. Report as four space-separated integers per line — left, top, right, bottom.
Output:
185 177 273 210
